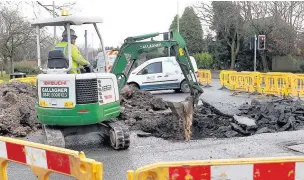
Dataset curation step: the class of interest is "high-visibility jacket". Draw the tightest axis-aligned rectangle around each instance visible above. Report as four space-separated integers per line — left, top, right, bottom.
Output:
55 41 88 74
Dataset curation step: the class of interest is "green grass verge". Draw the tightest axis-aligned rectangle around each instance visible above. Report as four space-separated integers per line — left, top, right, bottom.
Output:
0 74 10 81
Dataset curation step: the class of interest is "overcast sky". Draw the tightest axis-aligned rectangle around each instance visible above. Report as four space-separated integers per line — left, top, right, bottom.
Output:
75 0 203 47
18 0 208 48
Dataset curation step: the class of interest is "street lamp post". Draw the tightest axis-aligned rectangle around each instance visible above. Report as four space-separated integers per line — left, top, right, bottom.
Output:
254 34 257 72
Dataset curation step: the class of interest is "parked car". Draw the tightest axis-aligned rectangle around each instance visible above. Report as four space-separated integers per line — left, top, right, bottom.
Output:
127 56 198 93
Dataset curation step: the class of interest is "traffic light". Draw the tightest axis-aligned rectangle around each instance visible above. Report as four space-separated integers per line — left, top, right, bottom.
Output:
258 35 266 50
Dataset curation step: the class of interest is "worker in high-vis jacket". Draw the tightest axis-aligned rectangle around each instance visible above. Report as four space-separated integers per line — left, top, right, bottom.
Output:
55 29 89 74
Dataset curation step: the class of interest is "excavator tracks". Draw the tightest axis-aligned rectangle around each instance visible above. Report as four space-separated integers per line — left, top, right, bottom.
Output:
108 121 130 150
42 121 130 150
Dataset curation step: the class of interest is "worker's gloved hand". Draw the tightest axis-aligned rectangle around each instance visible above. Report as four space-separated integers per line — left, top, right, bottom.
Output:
83 64 93 73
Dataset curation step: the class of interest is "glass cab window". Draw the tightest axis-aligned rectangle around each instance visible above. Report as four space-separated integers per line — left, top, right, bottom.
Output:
138 62 162 75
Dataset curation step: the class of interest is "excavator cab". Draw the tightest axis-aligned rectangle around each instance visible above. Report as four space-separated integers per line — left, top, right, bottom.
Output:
32 10 106 74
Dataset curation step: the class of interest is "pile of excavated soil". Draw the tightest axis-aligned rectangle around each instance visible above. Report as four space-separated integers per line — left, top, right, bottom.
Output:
120 85 168 113
118 85 188 140
0 82 41 137
118 86 169 128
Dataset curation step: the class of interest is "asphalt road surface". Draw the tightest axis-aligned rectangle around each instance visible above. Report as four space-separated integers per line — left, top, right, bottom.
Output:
7 79 304 180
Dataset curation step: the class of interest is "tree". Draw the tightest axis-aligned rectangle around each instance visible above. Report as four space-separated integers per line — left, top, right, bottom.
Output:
240 1 298 71
0 7 34 73
211 36 231 69
0 1 78 74
169 7 204 54
35 1 77 18
195 2 244 70
195 1 303 71
214 2 243 70
170 15 179 31
202 31 214 52
266 2 304 33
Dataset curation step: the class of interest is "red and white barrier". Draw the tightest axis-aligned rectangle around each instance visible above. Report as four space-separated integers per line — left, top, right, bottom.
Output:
0 140 71 175
0 136 102 180
169 162 304 180
127 156 304 180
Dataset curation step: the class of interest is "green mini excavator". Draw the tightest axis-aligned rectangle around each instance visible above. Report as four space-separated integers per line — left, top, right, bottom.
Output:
32 11 204 150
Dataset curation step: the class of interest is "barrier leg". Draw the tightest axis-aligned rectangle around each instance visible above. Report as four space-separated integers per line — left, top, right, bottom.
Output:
0 159 8 180
218 74 227 90
249 90 259 96
218 84 231 91
127 170 135 180
93 162 103 180
31 166 50 180
204 83 212 88
218 86 227 90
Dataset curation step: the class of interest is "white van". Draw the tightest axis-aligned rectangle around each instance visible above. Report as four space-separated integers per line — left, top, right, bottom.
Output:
127 56 198 93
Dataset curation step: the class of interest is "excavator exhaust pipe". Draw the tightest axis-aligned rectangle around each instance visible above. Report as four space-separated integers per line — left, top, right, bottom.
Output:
166 96 194 141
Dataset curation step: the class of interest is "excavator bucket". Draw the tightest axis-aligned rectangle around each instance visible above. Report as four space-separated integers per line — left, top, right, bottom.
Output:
166 96 194 141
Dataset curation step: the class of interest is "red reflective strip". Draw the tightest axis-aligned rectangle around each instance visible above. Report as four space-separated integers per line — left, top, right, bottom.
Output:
254 162 295 180
6 142 26 163
78 110 89 113
169 166 210 180
46 151 71 175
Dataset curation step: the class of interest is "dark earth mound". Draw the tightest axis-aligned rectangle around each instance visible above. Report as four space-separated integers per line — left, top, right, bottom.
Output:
0 82 41 137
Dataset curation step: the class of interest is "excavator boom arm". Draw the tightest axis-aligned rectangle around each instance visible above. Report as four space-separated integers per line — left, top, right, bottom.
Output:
110 31 204 106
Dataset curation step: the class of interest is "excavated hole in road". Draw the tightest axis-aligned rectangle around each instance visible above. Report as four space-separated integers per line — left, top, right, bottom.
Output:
118 86 304 140
118 85 239 139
